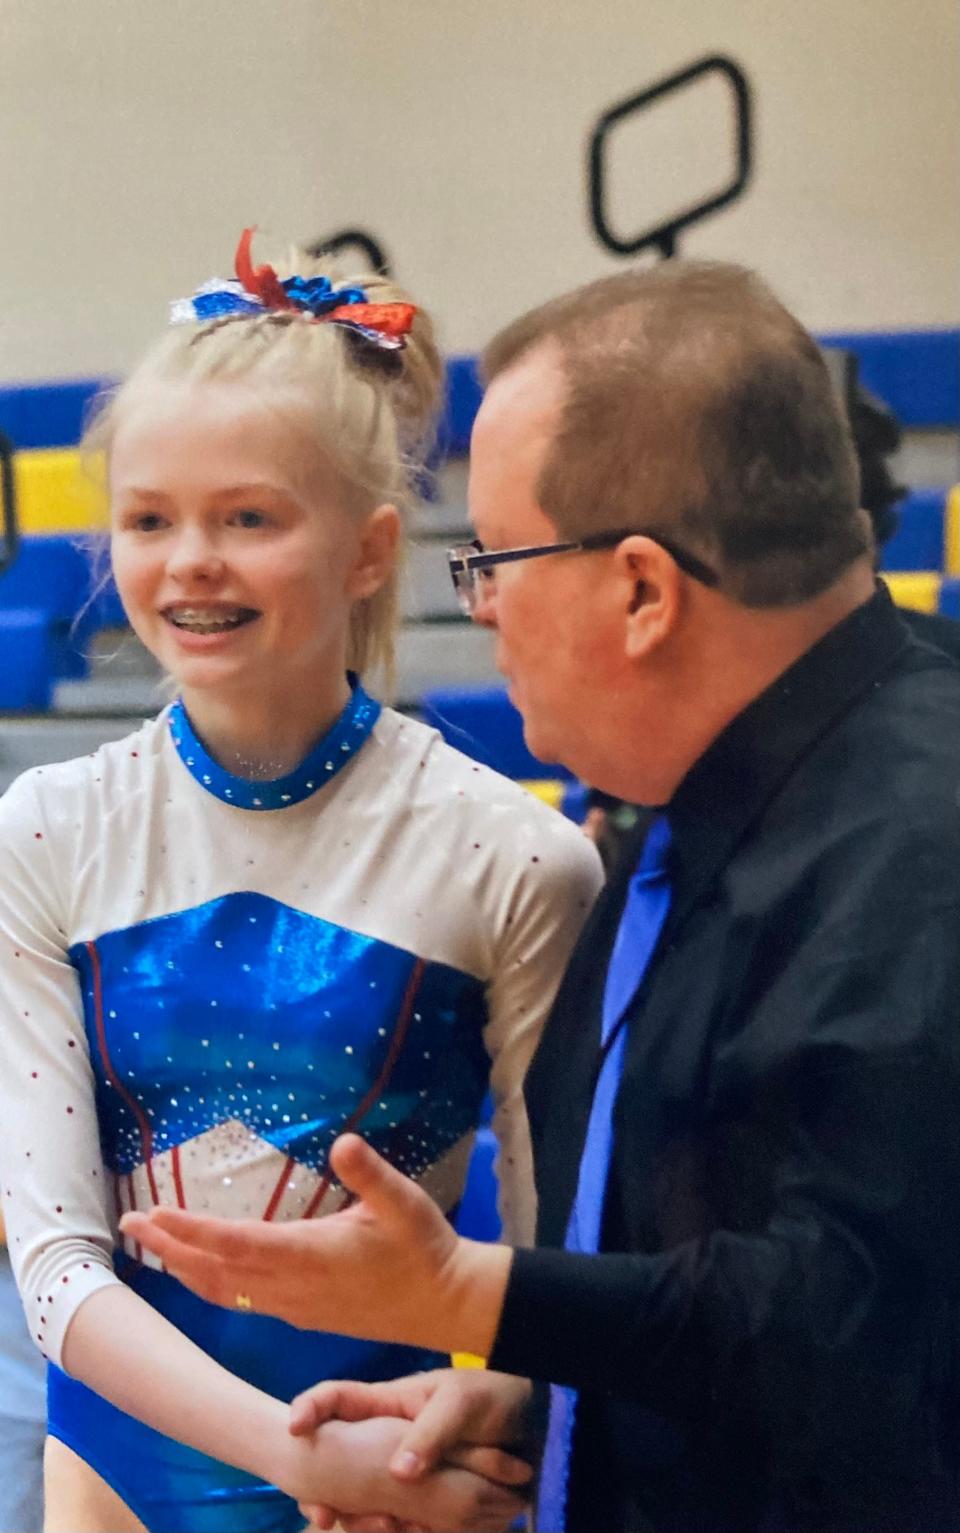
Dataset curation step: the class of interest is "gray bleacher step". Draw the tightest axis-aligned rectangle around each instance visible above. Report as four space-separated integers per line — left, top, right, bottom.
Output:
60 599 497 695
0 716 142 793
53 620 498 715
54 674 169 714
392 619 498 702
0 621 499 791
892 432 960 491
405 539 468 621
414 461 472 538
53 629 167 715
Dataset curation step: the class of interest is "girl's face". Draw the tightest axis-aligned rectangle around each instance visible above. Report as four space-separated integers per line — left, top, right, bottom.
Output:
109 379 393 709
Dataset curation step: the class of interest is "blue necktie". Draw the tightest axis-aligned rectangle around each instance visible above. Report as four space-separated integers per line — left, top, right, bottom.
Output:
537 813 672 1533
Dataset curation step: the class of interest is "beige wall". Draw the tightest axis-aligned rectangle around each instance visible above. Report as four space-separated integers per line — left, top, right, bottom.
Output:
1 0 958 382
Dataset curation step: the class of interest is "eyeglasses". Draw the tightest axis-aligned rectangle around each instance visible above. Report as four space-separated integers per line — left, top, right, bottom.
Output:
447 528 719 616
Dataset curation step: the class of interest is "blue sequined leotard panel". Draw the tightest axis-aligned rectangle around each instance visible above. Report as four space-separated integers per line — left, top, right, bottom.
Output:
48 893 489 1532
71 890 489 1188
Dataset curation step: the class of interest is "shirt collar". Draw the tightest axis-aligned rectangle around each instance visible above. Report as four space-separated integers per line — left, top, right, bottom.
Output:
662 583 911 927
168 680 381 811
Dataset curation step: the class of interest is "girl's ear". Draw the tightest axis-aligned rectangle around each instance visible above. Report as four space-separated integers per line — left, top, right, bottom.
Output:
346 504 401 600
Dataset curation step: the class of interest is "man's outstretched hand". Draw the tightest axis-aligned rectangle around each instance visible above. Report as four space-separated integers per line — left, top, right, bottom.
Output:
289 1368 535 1533
120 1134 512 1357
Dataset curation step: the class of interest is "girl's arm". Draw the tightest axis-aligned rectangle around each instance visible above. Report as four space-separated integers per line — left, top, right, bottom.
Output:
62 1284 363 1503
0 770 122 1359
0 774 308 1487
482 815 602 1243
64 1285 524 1523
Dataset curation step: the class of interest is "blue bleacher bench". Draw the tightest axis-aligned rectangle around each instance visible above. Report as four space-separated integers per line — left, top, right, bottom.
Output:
0 536 123 707
1 330 958 714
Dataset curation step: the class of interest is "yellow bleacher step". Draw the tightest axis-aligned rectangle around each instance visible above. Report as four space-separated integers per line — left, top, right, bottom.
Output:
945 485 960 577
15 448 106 534
519 779 564 811
883 571 942 614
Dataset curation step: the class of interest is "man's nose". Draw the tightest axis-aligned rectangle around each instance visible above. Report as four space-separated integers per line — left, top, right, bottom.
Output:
471 580 498 629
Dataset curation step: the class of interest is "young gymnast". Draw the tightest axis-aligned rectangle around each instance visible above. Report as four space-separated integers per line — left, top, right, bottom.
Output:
0 232 602 1533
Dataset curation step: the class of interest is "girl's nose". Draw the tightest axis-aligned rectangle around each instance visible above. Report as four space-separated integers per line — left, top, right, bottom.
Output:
166 530 226 584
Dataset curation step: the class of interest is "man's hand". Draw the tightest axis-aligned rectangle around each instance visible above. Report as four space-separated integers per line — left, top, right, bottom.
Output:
290 1370 534 1533
289 1413 530 1533
120 1134 512 1357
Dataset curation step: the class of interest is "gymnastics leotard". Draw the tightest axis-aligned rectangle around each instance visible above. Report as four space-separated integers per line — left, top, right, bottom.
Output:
0 682 602 1533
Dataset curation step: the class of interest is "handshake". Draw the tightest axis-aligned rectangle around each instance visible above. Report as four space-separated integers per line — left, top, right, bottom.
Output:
121 1138 534 1529
284 1366 534 1533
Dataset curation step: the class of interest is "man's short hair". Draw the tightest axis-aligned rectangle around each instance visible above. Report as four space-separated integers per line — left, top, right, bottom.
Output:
482 262 872 607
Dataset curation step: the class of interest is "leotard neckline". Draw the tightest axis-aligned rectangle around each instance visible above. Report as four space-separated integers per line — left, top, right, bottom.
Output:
167 682 381 811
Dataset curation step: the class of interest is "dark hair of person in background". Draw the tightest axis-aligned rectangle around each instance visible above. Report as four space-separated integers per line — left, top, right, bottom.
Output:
853 385 960 662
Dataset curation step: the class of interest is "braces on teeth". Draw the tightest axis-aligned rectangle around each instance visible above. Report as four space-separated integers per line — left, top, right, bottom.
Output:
168 609 251 631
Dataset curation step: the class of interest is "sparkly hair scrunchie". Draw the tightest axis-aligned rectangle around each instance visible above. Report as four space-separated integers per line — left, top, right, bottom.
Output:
170 227 416 352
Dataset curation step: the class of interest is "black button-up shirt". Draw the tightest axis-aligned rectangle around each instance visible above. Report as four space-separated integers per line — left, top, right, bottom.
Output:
491 586 960 1532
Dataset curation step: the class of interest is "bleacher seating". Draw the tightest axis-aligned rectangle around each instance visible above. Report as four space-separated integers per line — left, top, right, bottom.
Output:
421 685 574 782
0 534 124 708
2 330 958 714
880 487 951 571
940 575 960 621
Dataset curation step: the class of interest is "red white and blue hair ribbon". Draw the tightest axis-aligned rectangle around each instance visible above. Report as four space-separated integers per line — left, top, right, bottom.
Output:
169 228 416 352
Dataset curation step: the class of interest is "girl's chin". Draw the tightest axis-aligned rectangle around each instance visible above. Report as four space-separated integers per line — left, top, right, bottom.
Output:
169 655 257 695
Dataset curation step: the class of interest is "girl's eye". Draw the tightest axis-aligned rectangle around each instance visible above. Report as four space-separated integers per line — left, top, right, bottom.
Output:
130 512 166 533
231 509 269 530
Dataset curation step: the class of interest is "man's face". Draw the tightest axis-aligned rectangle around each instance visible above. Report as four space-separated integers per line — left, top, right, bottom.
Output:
467 350 623 774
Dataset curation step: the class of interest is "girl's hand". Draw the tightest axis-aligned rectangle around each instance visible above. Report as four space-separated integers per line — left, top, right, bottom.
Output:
285 1414 529 1533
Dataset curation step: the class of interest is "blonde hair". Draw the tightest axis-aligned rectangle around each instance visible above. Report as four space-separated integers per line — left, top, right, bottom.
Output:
86 247 443 689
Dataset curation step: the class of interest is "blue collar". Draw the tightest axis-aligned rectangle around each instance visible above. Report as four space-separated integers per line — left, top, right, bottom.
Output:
167 683 381 811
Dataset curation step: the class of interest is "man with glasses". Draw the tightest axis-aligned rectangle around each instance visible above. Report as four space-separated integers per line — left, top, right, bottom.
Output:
126 261 960 1533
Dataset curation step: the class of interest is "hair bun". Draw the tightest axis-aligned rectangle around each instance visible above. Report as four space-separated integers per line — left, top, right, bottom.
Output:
276 248 444 461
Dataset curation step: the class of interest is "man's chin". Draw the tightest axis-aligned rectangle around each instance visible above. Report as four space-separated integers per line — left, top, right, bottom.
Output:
518 716 562 773
505 683 563 769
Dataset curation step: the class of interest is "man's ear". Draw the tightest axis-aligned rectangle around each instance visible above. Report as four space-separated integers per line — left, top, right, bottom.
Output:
616 536 682 661
346 504 401 600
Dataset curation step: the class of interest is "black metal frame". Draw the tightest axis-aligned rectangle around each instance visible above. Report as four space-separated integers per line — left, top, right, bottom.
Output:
588 53 753 259
305 228 392 276
0 429 18 577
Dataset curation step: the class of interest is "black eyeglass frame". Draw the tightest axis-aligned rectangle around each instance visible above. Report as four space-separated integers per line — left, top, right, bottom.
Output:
447 527 719 607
